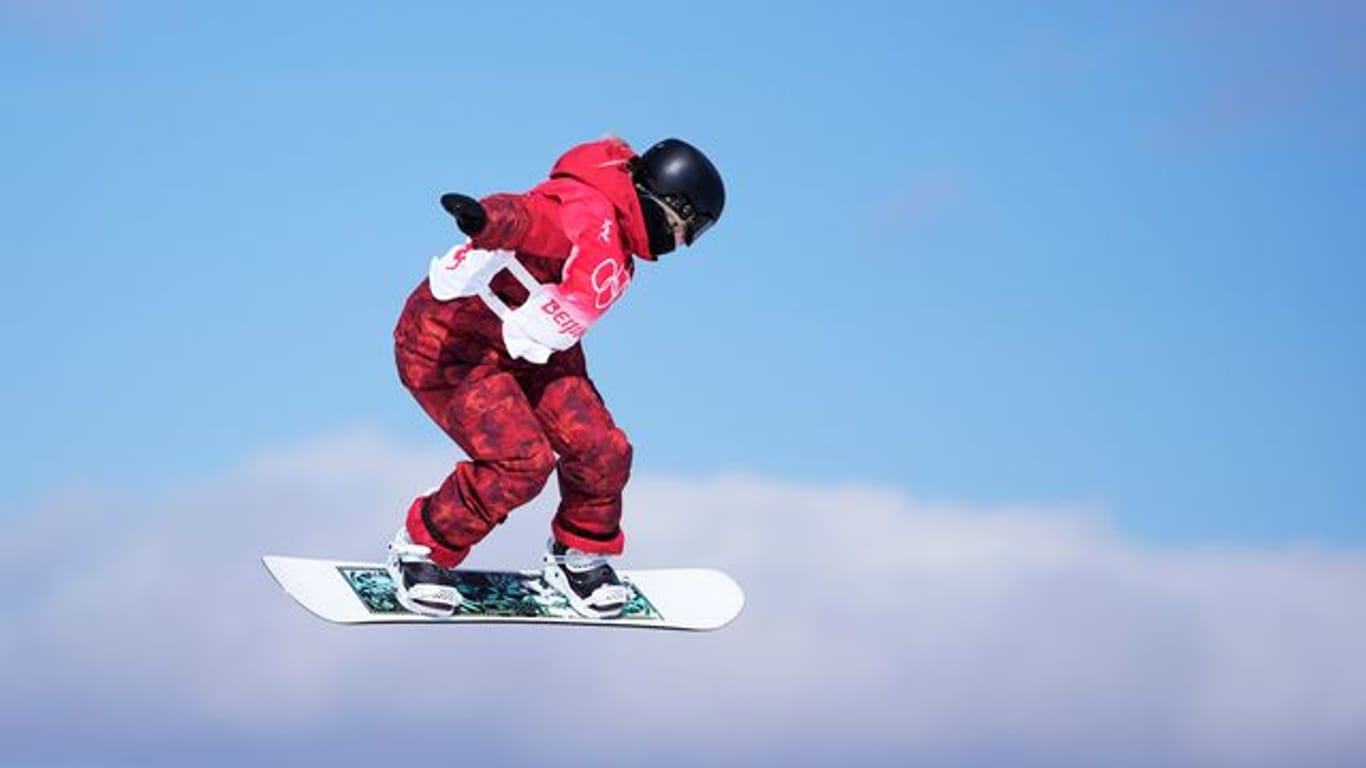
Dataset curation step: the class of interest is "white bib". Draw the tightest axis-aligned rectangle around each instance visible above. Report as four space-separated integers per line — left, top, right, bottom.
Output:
427 241 570 364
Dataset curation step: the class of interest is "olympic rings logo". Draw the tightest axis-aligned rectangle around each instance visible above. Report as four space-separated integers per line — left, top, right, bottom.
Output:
590 258 630 309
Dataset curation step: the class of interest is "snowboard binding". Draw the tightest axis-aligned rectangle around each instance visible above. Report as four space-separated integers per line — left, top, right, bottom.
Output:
386 527 466 617
542 541 630 619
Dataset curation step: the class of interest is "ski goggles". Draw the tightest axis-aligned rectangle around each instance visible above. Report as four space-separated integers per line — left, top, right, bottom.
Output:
645 189 716 246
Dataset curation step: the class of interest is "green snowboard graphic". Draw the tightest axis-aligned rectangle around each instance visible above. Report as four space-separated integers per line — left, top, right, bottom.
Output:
338 566 664 621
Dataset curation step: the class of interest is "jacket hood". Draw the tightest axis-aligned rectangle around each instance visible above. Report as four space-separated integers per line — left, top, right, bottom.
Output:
546 138 657 260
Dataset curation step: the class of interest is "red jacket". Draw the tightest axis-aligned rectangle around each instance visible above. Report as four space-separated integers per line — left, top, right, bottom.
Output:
394 138 652 366
477 137 654 261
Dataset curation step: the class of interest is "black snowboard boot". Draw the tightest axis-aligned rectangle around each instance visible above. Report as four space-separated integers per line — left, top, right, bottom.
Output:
542 540 629 619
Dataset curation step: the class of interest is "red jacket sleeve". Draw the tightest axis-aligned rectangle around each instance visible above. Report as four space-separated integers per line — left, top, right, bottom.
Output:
471 193 572 259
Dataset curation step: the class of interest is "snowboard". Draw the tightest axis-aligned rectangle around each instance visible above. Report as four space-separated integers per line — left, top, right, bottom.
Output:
262 555 744 631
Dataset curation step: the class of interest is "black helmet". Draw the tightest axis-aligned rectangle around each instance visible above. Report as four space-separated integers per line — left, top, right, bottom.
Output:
633 138 725 250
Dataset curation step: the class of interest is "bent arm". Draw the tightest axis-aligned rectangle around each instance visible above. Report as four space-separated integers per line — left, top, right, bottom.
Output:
497 194 632 363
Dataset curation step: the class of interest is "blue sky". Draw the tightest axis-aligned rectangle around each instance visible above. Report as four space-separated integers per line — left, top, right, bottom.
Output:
2 1 1363 545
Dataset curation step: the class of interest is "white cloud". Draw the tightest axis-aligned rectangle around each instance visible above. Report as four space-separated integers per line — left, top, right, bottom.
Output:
2 430 1365 767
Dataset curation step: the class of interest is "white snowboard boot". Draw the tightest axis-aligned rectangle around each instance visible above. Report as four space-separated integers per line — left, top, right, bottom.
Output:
386 526 465 617
542 540 630 619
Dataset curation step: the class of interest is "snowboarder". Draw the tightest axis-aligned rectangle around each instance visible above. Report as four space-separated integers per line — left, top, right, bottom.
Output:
388 136 726 619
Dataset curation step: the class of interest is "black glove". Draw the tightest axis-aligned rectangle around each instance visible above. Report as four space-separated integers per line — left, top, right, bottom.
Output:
440 193 488 237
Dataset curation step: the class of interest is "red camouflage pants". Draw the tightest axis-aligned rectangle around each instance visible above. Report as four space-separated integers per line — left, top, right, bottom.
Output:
395 338 632 568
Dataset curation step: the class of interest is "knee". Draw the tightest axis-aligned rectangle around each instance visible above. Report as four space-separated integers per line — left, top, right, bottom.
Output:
566 427 633 491
603 429 633 480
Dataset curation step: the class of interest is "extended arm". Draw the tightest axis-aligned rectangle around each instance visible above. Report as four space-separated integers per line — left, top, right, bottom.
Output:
440 192 571 257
